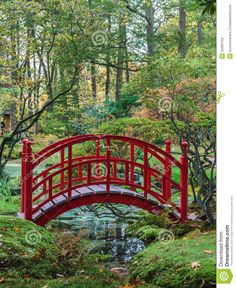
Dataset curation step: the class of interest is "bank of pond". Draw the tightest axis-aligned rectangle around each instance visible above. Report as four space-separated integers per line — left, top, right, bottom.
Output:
0 209 216 288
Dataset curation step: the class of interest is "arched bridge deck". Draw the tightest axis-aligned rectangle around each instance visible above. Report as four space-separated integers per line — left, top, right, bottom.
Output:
19 134 189 226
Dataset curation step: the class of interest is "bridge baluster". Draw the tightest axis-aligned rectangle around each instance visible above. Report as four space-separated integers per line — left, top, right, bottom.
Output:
68 145 72 198
48 176 53 199
96 139 100 178
60 148 65 191
106 138 111 193
43 171 47 194
163 140 172 200
21 139 28 213
24 140 33 221
125 162 129 183
180 141 188 221
87 162 92 183
113 162 117 180
78 159 82 181
130 143 135 191
143 146 149 199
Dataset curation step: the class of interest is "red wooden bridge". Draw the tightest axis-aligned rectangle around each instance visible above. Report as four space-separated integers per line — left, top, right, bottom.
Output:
19 134 188 226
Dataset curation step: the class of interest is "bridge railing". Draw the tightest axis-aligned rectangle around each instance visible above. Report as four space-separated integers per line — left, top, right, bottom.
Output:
21 135 188 221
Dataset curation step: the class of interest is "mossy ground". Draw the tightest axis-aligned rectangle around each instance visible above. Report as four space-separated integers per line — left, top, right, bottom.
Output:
1 271 124 288
0 216 216 288
130 231 216 288
0 216 60 278
0 216 127 288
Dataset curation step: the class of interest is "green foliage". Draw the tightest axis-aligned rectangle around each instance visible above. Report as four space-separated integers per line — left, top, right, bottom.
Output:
0 174 20 212
130 232 216 288
106 94 141 118
0 174 21 214
42 110 69 137
136 226 166 242
2 142 22 160
196 0 216 14
97 118 176 145
127 213 194 243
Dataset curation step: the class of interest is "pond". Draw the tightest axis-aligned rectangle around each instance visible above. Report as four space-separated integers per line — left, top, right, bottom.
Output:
4 162 145 272
50 206 144 272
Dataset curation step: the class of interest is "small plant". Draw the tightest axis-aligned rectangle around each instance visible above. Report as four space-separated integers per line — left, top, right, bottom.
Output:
0 176 12 201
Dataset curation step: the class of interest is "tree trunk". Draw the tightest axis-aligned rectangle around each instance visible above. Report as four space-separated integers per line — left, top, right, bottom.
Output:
124 25 130 82
91 62 97 100
26 28 33 117
116 14 126 101
10 22 18 130
59 67 67 109
197 21 203 45
105 13 111 100
88 0 97 101
179 0 187 58
145 1 155 56
72 73 80 105
33 52 38 134
10 25 17 82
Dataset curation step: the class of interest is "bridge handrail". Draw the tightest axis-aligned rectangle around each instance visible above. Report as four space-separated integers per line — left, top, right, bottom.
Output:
33 134 182 169
32 157 181 193
34 134 92 159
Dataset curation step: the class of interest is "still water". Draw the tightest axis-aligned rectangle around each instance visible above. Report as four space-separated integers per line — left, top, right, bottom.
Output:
51 207 144 268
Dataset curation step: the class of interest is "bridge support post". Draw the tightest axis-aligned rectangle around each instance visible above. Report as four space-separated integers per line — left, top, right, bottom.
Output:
106 138 111 193
95 139 100 178
21 139 28 213
24 140 33 221
163 140 172 200
180 141 188 221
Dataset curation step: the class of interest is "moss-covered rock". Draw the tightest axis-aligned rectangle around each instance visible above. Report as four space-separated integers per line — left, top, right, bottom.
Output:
130 232 216 288
0 216 60 277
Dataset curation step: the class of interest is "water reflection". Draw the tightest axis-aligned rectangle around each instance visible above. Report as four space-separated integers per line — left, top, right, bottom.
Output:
52 207 144 265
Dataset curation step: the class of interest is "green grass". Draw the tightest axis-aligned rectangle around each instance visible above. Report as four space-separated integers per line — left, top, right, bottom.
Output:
130 231 216 288
0 198 20 214
0 200 20 215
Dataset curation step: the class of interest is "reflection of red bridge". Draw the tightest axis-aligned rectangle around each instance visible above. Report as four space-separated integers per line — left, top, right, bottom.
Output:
19 135 188 226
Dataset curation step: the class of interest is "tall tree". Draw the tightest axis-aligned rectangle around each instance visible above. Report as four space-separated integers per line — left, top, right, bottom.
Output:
115 12 126 101
197 20 203 45
88 0 97 100
105 13 111 100
179 0 187 58
145 0 155 56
